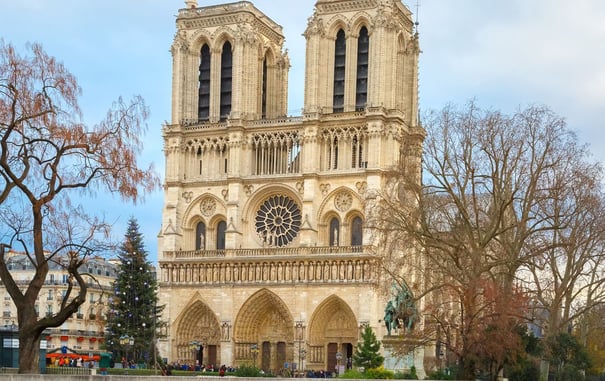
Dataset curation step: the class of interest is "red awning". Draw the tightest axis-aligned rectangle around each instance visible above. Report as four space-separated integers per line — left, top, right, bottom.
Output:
46 353 100 361
60 336 68 341
76 337 84 342
89 337 97 342
46 336 52 341
98 338 105 343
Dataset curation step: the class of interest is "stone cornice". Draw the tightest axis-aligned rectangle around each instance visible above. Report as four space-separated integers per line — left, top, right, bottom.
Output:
177 2 284 46
316 0 379 14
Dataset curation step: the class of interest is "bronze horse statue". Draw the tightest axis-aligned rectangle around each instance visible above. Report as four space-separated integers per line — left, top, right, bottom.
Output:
384 284 417 336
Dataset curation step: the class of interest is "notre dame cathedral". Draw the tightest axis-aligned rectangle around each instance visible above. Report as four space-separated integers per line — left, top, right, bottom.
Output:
157 0 427 376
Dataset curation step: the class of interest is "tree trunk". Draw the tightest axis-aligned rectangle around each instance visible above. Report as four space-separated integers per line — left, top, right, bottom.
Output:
18 331 40 374
457 357 476 381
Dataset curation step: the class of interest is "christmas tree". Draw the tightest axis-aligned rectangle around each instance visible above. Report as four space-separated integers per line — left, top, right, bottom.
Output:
352 326 385 370
105 217 163 367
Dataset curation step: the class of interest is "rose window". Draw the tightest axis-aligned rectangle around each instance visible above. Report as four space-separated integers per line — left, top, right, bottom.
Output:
255 195 301 247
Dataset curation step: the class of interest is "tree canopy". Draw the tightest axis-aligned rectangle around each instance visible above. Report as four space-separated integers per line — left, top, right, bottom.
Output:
353 326 384 370
0 41 159 373
106 217 163 367
375 101 605 380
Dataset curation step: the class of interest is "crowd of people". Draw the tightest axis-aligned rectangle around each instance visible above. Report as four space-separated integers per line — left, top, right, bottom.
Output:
51 356 95 368
160 362 232 376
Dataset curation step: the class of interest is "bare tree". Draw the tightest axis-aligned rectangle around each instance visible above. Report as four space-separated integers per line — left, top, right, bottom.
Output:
374 101 604 380
0 41 159 373
520 154 605 338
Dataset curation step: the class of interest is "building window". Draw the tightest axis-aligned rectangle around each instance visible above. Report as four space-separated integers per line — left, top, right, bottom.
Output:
351 216 363 246
196 222 206 250
198 44 211 121
255 195 302 247
252 132 301 175
216 221 227 250
262 58 267 119
355 26 369 111
333 29 346 113
329 218 340 247
220 41 232 120
351 135 364 168
329 137 339 169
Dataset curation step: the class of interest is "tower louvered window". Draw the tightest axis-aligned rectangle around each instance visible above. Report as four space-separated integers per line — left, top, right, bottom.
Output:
262 58 267 119
355 27 369 111
220 41 232 120
198 44 211 121
333 29 346 113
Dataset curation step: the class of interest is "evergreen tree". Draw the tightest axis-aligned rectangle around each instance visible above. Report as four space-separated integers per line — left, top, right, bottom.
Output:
352 326 384 370
105 217 163 366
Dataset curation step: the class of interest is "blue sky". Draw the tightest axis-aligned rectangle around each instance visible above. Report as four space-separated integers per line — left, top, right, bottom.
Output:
2 0 604 263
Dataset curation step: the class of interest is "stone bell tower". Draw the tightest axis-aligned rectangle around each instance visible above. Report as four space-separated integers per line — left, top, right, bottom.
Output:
158 0 426 375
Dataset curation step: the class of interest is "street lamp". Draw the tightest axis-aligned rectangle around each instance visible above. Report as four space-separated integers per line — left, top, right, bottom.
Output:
250 343 259 368
335 351 343 376
299 347 306 376
119 334 134 371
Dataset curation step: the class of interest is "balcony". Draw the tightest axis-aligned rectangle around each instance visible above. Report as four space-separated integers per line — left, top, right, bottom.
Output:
163 245 367 260
160 245 375 286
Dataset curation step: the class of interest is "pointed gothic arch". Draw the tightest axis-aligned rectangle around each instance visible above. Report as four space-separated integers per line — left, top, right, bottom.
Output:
173 297 222 365
233 289 295 370
307 295 358 370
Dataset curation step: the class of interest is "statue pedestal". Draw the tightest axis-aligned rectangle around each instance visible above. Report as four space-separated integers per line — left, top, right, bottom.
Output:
382 336 426 379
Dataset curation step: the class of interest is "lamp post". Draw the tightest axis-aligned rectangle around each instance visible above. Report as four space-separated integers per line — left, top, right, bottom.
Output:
153 302 157 375
299 347 306 376
250 343 259 368
119 334 134 372
335 351 343 376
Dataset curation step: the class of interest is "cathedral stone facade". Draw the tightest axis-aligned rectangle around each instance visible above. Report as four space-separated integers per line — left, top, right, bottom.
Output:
157 0 425 374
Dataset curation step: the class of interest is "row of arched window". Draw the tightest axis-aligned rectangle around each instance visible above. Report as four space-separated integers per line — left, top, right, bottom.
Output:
195 221 226 251
193 216 363 250
198 41 273 122
197 24 369 122
329 216 363 247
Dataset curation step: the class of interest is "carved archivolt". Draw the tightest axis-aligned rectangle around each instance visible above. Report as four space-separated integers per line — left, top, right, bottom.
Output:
234 289 294 343
174 299 221 361
308 295 358 344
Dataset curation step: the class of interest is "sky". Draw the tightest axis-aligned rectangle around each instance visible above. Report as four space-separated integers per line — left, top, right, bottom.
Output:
1 0 604 264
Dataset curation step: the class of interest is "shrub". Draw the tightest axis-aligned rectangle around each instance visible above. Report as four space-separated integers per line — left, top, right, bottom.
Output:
425 368 456 380
365 366 395 379
234 364 264 377
394 365 418 379
340 368 366 379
